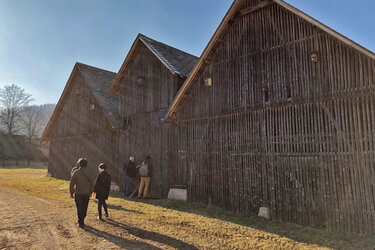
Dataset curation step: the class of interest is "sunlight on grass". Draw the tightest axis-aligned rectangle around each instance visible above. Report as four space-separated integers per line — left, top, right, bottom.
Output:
0 168 374 249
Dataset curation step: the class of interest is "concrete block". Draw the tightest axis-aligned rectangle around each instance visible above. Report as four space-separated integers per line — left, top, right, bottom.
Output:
168 188 187 201
258 207 270 220
110 181 120 192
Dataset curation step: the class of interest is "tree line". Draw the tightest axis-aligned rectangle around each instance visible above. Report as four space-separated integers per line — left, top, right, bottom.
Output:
0 84 55 165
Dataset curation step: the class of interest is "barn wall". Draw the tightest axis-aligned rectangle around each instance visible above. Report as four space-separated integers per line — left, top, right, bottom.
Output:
119 44 183 197
120 43 182 116
119 111 172 198
174 0 375 234
48 71 120 183
49 131 120 183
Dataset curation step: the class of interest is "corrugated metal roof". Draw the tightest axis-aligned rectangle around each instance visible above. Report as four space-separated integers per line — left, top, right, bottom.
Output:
76 63 121 127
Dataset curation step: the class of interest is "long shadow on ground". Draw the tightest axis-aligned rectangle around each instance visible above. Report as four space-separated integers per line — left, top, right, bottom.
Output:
84 225 161 249
92 200 144 214
104 218 198 250
125 197 375 249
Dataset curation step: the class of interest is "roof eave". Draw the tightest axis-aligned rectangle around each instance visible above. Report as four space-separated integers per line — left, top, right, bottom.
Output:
40 64 80 143
166 0 246 119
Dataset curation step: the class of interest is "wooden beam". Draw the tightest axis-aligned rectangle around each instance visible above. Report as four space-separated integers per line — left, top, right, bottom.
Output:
240 0 272 16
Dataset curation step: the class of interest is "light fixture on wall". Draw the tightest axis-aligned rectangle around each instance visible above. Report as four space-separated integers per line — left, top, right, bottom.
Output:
90 104 95 110
204 77 212 87
310 51 319 63
137 76 147 88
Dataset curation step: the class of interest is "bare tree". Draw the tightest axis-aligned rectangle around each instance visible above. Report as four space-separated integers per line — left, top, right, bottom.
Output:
0 84 34 135
21 105 43 142
21 105 43 165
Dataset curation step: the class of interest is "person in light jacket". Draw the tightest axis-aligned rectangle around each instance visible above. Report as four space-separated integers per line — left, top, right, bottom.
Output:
137 156 153 199
70 158 93 228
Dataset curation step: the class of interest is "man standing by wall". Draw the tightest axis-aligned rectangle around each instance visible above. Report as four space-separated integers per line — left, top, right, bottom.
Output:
70 158 93 228
123 156 137 197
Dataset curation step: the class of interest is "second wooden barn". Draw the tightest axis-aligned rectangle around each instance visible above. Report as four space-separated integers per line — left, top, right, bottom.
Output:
109 34 198 198
41 63 121 184
166 0 375 235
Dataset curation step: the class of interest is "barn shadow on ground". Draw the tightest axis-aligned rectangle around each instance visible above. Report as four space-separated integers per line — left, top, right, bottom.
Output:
122 197 375 249
84 225 161 249
96 218 198 249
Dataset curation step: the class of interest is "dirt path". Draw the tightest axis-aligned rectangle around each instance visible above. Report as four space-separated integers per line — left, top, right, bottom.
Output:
0 187 169 249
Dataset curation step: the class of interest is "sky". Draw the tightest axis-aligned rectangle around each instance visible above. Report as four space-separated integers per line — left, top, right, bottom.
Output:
0 0 374 105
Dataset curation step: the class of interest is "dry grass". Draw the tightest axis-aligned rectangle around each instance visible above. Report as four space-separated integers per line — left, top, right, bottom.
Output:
0 167 374 249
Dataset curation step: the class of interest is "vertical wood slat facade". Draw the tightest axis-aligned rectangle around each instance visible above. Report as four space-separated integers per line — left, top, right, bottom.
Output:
118 43 186 198
44 64 121 184
171 0 375 234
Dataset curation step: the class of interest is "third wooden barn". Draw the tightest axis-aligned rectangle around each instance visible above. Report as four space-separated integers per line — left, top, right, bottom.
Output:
166 0 375 235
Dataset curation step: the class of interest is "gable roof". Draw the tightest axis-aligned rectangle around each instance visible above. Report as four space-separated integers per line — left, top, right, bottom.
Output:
166 0 375 120
109 33 199 94
41 63 119 143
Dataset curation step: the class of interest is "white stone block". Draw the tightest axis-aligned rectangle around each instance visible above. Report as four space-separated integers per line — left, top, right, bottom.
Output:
258 207 270 220
168 188 187 201
110 181 120 192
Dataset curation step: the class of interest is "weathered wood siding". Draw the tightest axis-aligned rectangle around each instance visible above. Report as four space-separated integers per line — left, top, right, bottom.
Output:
120 44 183 116
174 0 375 234
119 44 184 197
48 72 120 183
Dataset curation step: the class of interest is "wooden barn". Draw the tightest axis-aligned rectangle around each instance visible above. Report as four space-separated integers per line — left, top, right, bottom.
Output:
166 0 375 234
41 63 121 184
109 34 198 198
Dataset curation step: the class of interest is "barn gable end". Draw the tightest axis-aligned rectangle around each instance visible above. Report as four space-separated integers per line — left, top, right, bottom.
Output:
41 63 121 184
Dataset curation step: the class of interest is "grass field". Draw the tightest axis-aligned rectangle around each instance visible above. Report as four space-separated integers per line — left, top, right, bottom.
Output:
0 166 374 249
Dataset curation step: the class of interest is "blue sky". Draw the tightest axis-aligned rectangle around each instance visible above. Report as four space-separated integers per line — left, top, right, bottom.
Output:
0 0 374 105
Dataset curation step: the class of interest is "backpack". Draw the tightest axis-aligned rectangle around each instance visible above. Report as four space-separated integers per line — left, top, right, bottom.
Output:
139 162 149 177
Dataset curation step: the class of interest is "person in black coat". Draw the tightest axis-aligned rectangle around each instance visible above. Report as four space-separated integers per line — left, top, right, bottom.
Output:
123 156 137 197
93 163 111 220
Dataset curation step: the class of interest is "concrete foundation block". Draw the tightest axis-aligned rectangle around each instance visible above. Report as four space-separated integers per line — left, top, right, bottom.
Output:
258 207 270 220
110 182 120 192
168 188 187 201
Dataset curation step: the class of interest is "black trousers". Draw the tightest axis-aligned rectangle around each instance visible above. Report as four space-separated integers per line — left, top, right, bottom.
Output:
98 198 108 218
75 194 90 225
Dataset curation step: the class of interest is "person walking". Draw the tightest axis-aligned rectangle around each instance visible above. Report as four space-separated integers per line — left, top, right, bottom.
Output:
123 156 137 197
70 158 93 228
93 163 111 220
137 156 152 199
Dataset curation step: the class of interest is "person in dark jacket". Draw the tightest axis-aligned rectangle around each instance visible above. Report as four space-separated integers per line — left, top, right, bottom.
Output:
123 156 137 197
137 156 153 199
70 158 93 228
93 163 111 220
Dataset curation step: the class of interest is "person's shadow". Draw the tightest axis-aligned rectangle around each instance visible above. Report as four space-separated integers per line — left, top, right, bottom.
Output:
92 200 145 214
104 218 198 249
84 225 161 249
